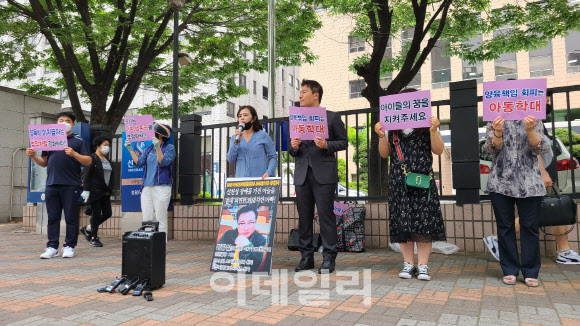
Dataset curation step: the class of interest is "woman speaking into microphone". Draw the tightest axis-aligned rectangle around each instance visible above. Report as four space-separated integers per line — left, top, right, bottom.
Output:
226 105 277 179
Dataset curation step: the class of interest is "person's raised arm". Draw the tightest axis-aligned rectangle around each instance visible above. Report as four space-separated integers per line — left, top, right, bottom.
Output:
374 122 391 159
429 117 444 155
26 148 48 167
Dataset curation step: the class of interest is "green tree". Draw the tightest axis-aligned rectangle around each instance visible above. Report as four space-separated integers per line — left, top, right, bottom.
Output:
0 0 321 130
313 0 580 196
347 125 368 183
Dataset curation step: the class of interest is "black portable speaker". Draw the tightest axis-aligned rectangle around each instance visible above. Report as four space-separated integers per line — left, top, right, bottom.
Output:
122 227 166 289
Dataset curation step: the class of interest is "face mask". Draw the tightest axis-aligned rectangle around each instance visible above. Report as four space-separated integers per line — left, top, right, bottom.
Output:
244 121 253 130
100 146 110 155
60 122 72 133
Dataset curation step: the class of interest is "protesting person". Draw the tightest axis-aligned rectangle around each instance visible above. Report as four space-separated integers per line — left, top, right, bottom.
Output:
226 105 277 179
217 204 267 272
484 94 580 264
125 122 175 238
290 79 348 274
374 88 446 281
484 113 549 287
26 112 91 258
79 136 113 247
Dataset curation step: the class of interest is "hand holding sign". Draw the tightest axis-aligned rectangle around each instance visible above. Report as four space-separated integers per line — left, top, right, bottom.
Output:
291 137 301 150
374 122 386 138
492 116 505 135
430 117 440 133
523 116 537 132
314 137 327 149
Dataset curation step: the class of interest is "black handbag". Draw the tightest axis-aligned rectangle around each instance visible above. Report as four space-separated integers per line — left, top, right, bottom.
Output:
539 186 577 235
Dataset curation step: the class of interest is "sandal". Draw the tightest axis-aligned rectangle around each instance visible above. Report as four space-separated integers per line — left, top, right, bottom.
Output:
502 275 516 285
524 278 540 287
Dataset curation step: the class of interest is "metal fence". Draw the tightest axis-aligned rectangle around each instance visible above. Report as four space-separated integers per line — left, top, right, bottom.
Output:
106 84 580 204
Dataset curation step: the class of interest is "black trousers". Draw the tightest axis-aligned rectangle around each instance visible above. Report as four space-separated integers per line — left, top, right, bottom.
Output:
89 195 112 237
45 185 80 249
491 192 542 279
296 166 337 261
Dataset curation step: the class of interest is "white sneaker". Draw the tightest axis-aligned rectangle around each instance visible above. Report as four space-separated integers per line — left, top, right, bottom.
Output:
62 246 74 258
40 247 59 259
398 262 416 279
483 235 500 261
417 264 431 281
557 249 580 264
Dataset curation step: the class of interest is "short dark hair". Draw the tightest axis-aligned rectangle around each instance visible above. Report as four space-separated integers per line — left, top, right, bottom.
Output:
56 111 76 122
301 79 323 103
236 204 258 222
237 105 262 131
92 135 111 148
399 87 418 94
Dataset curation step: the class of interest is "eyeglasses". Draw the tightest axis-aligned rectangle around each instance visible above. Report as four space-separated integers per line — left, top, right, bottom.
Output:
237 222 256 228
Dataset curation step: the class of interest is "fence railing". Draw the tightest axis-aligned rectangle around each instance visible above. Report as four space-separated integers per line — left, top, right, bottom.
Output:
106 84 580 204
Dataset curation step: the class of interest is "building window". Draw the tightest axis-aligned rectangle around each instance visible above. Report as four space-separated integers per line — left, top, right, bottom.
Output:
282 96 285 108
431 40 451 89
26 69 36 77
289 99 294 108
282 69 284 81
201 136 212 153
380 38 393 89
262 86 268 100
253 80 257 95
226 101 235 118
529 39 553 77
566 31 580 74
240 42 246 58
289 74 293 87
196 106 212 116
348 35 365 53
349 80 366 99
408 72 421 90
462 35 483 83
494 29 518 80
239 74 247 89
60 90 69 100
401 27 415 43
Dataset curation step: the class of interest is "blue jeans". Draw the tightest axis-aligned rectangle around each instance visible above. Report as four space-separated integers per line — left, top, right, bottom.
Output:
490 192 542 279
45 185 80 249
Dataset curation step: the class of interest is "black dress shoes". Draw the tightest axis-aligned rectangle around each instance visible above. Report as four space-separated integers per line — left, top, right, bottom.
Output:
318 260 335 274
295 257 315 272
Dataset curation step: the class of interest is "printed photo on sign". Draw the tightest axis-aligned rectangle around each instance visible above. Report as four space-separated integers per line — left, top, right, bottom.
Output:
124 114 155 142
28 124 68 151
379 90 432 131
483 78 547 121
288 107 329 140
211 178 281 274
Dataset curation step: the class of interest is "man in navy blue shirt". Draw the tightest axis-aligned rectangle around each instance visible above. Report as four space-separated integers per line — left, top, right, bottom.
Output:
26 112 91 259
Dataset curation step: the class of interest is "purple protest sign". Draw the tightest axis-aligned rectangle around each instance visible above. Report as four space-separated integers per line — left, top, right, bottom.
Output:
379 90 432 131
288 107 329 140
483 79 547 121
28 124 68 151
333 201 349 216
124 115 155 142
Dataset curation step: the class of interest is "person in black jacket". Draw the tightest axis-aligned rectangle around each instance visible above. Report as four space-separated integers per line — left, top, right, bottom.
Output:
80 136 113 247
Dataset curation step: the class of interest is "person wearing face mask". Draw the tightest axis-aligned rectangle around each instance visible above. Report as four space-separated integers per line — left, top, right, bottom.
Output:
125 122 175 238
79 136 113 247
26 112 91 259
226 105 277 180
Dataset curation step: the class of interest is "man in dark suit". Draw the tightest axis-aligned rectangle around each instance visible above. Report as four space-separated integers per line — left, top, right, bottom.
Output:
289 79 348 273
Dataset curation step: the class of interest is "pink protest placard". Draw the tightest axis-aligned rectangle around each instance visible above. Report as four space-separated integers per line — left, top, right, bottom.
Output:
379 90 432 131
28 124 67 151
333 201 349 216
288 107 329 140
483 79 547 121
124 115 155 142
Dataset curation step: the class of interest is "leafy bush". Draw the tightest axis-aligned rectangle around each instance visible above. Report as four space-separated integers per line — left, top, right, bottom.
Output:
555 128 580 146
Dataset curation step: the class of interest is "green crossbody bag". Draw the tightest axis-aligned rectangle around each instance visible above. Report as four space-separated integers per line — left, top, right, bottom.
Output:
393 133 433 200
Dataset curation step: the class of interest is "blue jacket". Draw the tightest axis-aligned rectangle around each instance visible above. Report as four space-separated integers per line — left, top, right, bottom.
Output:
136 142 175 187
226 130 277 178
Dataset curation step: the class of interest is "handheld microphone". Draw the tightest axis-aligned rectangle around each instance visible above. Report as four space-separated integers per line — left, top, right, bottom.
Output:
234 124 244 144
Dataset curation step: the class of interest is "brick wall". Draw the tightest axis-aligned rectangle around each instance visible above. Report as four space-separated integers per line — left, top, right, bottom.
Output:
22 201 580 256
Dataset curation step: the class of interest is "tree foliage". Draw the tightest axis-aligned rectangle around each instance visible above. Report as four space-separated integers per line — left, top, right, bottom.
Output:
312 0 580 196
0 0 321 130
